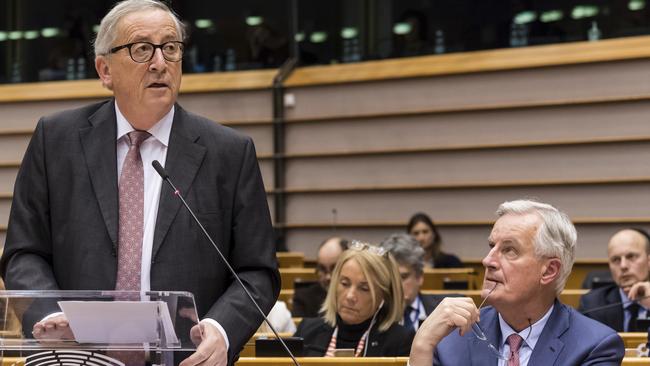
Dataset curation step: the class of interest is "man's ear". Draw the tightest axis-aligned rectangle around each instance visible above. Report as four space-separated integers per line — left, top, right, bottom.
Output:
541 258 561 286
95 56 113 90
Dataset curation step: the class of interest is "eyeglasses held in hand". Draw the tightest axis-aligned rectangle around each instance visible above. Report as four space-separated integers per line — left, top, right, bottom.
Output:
471 284 508 361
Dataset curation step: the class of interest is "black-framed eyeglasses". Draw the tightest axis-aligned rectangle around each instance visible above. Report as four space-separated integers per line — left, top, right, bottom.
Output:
109 41 184 63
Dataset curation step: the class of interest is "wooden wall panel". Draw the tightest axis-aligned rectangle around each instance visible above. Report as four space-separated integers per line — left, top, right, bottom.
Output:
258 160 274 192
227 124 273 157
0 135 30 164
285 223 650 259
0 99 105 132
285 59 650 121
0 199 9 225
0 167 18 194
284 143 650 189
284 183 650 224
177 91 272 123
284 101 650 155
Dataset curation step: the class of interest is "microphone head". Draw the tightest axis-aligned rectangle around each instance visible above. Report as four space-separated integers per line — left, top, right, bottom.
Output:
152 160 169 179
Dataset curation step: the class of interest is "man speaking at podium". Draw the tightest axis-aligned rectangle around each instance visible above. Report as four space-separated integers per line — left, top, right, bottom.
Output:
0 1 280 365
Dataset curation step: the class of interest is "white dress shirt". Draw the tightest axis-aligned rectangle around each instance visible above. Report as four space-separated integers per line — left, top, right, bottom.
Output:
497 304 554 366
115 102 229 350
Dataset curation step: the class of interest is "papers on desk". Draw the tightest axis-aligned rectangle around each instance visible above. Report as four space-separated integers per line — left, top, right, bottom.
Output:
58 301 179 346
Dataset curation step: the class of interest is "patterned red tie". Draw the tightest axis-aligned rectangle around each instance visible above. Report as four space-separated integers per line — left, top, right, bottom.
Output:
112 130 150 366
507 333 523 366
116 130 150 292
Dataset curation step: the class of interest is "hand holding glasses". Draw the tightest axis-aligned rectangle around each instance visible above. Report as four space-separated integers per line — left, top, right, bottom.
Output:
471 284 508 361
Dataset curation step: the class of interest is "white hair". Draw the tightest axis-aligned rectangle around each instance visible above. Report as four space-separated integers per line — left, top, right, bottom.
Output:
94 0 186 56
496 199 576 294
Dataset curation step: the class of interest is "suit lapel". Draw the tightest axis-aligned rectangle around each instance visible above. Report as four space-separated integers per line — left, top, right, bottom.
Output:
152 105 207 259
419 293 437 315
528 301 567 366
605 286 624 331
470 307 500 366
79 101 119 247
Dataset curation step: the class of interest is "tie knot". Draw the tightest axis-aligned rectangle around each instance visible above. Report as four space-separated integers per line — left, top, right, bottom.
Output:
127 130 151 147
506 333 523 352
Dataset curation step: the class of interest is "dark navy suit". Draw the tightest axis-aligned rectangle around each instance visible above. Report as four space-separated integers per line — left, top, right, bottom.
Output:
434 301 624 366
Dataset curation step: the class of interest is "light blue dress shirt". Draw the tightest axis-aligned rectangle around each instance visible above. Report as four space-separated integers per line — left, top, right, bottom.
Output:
619 288 648 332
497 304 554 366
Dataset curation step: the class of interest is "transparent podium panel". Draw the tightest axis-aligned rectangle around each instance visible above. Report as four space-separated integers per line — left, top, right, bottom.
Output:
0 290 199 365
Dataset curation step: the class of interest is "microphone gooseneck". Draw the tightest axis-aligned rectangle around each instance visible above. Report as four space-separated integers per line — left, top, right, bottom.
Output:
580 294 650 315
152 160 301 366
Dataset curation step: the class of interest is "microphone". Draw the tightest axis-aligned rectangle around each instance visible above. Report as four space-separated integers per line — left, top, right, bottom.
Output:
152 160 301 366
581 294 650 315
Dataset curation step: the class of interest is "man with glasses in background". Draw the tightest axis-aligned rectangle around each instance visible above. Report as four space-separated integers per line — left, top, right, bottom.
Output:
409 199 624 366
379 233 448 332
0 1 279 365
579 228 650 332
292 237 348 317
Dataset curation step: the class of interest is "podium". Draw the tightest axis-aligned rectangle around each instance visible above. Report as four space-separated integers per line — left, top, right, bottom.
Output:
0 290 199 365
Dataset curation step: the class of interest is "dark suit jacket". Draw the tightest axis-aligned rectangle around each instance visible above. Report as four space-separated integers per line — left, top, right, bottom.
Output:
294 316 414 357
434 300 624 366
292 282 327 318
578 284 624 332
0 100 280 363
420 293 446 315
431 252 463 268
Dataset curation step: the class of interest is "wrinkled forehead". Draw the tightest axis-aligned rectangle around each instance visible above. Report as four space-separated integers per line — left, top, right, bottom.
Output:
608 232 647 257
115 9 179 44
488 213 542 251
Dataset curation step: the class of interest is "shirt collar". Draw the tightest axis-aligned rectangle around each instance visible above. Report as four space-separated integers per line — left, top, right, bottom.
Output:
618 288 645 310
115 101 174 147
412 295 426 320
619 288 632 307
498 303 554 351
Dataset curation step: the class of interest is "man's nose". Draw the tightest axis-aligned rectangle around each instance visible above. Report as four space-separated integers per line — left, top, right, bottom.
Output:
620 257 629 270
482 247 498 269
149 48 167 71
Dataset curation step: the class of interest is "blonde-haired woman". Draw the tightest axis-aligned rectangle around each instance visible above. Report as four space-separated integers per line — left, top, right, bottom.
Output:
294 241 415 356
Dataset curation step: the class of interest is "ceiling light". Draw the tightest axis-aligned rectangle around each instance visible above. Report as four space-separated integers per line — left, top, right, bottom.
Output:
571 5 599 19
246 16 263 26
8 31 23 40
540 10 564 23
393 22 412 35
310 31 328 43
341 27 358 39
629 0 646 10
24 30 39 40
41 28 60 38
195 19 213 29
514 11 537 24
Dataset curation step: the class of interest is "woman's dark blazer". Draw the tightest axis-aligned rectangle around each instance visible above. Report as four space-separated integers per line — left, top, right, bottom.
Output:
294 317 415 357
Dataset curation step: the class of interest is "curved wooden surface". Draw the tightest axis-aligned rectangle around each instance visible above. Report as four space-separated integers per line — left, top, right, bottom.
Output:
284 35 650 87
2 35 650 103
0 69 277 103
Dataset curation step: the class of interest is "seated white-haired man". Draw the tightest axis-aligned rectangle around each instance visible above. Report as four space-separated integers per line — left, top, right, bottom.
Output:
409 199 624 366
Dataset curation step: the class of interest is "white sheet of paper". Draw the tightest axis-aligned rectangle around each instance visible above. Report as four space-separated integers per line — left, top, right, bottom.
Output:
58 301 161 344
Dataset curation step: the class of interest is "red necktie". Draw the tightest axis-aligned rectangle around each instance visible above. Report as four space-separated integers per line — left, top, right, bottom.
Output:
115 130 150 292
112 131 150 366
507 333 523 366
